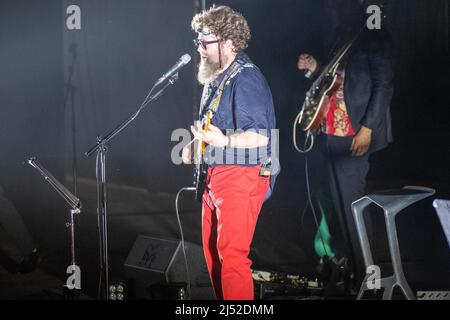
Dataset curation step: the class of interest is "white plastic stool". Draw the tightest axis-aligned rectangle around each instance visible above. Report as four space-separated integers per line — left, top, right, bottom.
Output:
352 186 435 300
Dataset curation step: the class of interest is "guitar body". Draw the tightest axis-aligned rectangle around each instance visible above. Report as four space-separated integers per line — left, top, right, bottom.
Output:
298 65 344 132
296 25 368 133
193 111 212 202
194 163 208 202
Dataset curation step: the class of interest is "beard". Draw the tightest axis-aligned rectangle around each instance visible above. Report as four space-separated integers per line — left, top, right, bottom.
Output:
197 55 227 85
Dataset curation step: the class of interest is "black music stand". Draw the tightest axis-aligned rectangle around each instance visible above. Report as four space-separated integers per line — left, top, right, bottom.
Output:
28 157 82 295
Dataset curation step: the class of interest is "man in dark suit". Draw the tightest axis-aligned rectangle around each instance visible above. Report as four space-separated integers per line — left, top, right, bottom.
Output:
297 0 394 295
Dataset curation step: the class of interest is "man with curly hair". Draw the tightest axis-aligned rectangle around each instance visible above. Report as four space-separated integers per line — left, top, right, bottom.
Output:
182 6 277 300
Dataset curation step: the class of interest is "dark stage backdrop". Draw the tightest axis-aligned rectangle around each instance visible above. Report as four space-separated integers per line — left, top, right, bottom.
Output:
0 0 66 258
62 0 197 193
0 0 449 297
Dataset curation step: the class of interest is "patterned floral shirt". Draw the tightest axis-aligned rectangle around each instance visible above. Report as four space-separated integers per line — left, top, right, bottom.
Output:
320 72 355 137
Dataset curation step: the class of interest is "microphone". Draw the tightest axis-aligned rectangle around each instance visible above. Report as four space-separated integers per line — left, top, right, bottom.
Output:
155 54 191 86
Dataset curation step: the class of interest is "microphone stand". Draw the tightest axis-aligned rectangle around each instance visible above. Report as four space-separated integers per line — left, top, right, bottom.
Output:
27 157 82 299
85 73 179 300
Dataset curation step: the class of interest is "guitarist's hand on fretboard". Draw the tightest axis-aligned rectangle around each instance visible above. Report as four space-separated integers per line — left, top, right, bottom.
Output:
190 123 228 148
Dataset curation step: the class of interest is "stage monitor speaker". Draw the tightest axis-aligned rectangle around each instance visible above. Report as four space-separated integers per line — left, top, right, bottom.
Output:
124 235 214 300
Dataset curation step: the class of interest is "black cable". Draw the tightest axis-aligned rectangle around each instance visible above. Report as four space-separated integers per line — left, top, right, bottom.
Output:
303 135 331 260
293 119 314 153
175 186 196 300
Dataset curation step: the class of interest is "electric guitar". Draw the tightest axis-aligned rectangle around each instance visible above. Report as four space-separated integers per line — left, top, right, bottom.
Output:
297 27 364 132
193 110 212 202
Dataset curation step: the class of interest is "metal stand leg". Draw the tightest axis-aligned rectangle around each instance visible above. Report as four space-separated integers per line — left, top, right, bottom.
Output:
96 143 109 300
352 186 435 300
64 208 81 299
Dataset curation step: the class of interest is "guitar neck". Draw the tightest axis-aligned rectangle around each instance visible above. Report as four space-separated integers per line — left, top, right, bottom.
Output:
314 25 365 84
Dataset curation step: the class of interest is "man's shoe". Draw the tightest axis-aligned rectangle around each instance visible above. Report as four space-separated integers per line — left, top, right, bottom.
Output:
323 256 357 299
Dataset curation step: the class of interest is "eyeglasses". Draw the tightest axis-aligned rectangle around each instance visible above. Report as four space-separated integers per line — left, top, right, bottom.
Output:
193 38 220 50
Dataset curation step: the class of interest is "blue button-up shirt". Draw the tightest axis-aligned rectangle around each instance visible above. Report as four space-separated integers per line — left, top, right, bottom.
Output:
200 52 276 168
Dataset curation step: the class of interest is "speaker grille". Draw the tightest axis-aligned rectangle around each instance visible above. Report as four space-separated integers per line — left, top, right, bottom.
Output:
124 235 214 299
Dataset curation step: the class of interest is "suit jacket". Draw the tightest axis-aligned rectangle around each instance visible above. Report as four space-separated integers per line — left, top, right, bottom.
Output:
311 28 394 153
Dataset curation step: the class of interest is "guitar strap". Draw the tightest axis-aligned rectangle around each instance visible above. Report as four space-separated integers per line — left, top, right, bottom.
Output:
200 58 247 122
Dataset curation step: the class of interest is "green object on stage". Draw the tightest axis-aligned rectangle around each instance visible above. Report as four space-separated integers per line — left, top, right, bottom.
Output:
314 194 335 259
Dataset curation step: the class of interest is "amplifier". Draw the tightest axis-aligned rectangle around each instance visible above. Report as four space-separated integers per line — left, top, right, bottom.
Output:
252 269 323 300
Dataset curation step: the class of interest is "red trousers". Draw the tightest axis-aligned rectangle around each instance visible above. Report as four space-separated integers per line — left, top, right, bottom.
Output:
201 165 269 300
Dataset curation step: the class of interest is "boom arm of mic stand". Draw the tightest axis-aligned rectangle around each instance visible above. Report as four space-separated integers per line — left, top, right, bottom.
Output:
28 157 82 210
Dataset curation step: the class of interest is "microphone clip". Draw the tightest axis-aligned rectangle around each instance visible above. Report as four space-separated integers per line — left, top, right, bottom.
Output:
168 72 179 85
